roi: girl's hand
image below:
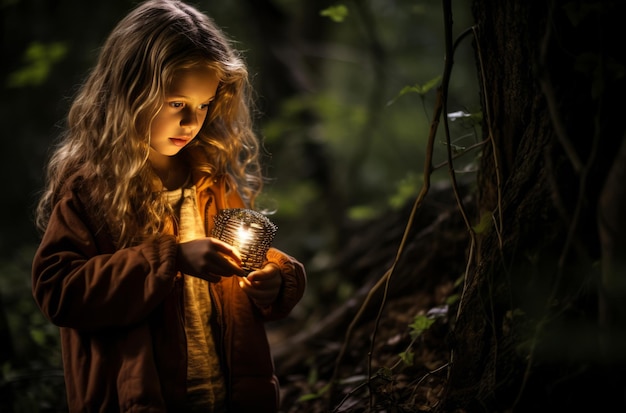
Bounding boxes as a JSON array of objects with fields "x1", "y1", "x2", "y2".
[
  {"x1": 177, "y1": 238, "x2": 246, "y2": 282},
  {"x1": 239, "y1": 263, "x2": 282, "y2": 307}
]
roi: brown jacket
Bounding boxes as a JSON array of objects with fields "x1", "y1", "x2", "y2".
[{"x1": 31, "y1": 174, "x2": 306, "y2": 412}]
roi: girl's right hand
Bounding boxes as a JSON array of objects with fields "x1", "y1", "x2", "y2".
[{"x1": 176, "y1": 238, "x2": 246, "y2": 282}]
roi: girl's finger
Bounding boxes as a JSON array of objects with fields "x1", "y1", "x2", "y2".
[{"x1": 210, "y1": 238, "x2": 242, "y2": 262}]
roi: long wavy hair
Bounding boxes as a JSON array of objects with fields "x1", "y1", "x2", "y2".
[{"x1": 35, "y1": 0, "x2": 262, "y2": 247}]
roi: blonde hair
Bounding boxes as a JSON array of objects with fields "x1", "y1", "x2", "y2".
[{"x1": 36, "y1": 0, "x2": 262, "y2": 247}]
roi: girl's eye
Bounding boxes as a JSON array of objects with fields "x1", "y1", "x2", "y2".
[
  {"x1": 199, "y1": 103, "x2": 210, "y2": 110},
  {"x1": 169, "y1": 102, "x2": 184, "y2": 108}
]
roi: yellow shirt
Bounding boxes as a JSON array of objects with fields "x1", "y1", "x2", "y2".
[{"x1": 165, "y1": 185, "x2": 226, "y2": 411}]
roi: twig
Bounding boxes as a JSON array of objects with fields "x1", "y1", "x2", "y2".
[
  {"x1": 432, "y1": 138, "x2": 488, "y2": 171},
  {"x1": 328, "y1": 26, "x2": 443, "y2": 413},
  {"x1": 408, "y1": 362, "x2": 450, "y2": 406},
  {"x1": 473, "y1": 24, "x2": 504, "y2": 248},
  {"x1": 362, "y1": 1, "x2": 464, "y2": 402},
  {"x1": 331, "y1": 373, "x2": 379, "y2": 413},
  {"x1": 328, "y1": 2, "x2": 484, "y2": 410},
  {"x1": 441, "y1": 0, "x2": 475, "y2": 239}
]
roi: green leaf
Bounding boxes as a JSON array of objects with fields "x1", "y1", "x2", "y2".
[
  {"x1": 297, "y1": 382, "x2": 332, "y2": 402},
  {"x1": 387, "y1": 75, "x2": 442, "y2": 105},
  {"x1": 409, "y1": 314, "x2": 435, "y2": 340},
  {"x1": 388, "y1": 172, "x2": 422, "y2": 210},
  {"x1": 377, "y1": 366, "x2": 393, "y2": 380},
  {"x1": 306, "y1": 364, "x2": 319, "y2": 385},
  {"x1": 7, "y1": 41, "x2": 68, "y2": 87},
  {"x1": 472, "y1": 211, "x2": 492, "y2": 234},
  {"x1": 30, "y1": 328, "x2": 47, "y2": 346},
  {"x1": 320, "y1": 5, "x2": 349, "y2": 23},
  {"x1": 2, "y1": 362, "x2": 13, "y2": 380},
  {"x1": 420, "y1": 75, "x2": 443, "y2": 94},
  {"x1": 399, "y1": 350, "x2": 414, "y2": 366},
  {"x1": 297, "y1": 393, "x2": 321, "y2": 402},
  {"x1": 347, "y1": 204, "x2": 381, "y2": 220},
  {"x1": 445, "y1": 293, "x2": 460, "y2": 305}
]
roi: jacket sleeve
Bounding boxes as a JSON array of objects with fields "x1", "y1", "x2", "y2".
[
  {"x1": 31, "y1": 191, "x2": 179, "y2": 330},
  {"x1": 259, "y1": 247, "x2": 306, "y2": 321}
]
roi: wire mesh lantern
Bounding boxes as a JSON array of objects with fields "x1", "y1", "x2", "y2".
[{"x1": 211, "y1": 208, "x2": 278, "y2": 273}]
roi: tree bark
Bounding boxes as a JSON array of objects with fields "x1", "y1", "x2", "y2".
[{"x1": 440, "y1": 0, "x2": 626, "y2": 411}]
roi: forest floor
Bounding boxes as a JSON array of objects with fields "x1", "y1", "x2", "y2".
[
  {"x1": 272, "y1": 281, "x2": 456, "y2": 413},
  {"x1": 268, "y1": 183, "x2": 470, "y2": 412}
]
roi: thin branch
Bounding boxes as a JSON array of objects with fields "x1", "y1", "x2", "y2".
[
  {"x1": 432, "y1": 138, "x2": 488, "y2": 171},
  {"x1": 364, "y1": 2, "x2": 458, "y2": 398},
  {"x1": 408, "y1": 362, "x2": 450, "y2": 405},
  {"x1": 329, "y1": 3, "x2": 486, "y2": 410},
  {"x1": 473, "y1": 25, "x2": 504, "y2": 248},
  {"x1": 440, "y1": 0, "x2": 480, "y2": 314},
  {"x1": 328, "y1": 28, "x2": 444, "y2": 413},
  {"x1": 467, "y1": 22, "x2": 508, "y2": 400}
]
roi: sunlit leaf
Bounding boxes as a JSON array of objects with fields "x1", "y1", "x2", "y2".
[
  {"x1": 420, "y1": 75, "x2": 442, "y2": 94},
  {"x1": 347, "y1": 204, "x2": 381, "y2": 221},
  {"x1": 409, "y1": 314, "x2": 435, "y2": 340},
  {"x1": 388, "y1": 172, "x2": 421, "y2": 209},
  {"x1": 387, "y1": 75, "x2": 442, "y2": 105},
  {"x1": 30, "y1": 328, "x2": 47, "y2": 346},
  {"x1": 7, "y1": 41, "x2": 68, "y2": 87},
  {"x1": 320, "y1": 5, "x2": 349, "y2": 23}
]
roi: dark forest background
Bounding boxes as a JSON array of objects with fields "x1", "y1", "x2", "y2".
[
  {"x1": 0, "y1": 0, "x2": 475, "y2": 410},
  {"x1": 3, "y1": 0, "x2": 626, "y2": 412}
]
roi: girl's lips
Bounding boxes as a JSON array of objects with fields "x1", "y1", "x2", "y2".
[{"x1": 169, "y1": 137, "x2": 190, "y2": 147}]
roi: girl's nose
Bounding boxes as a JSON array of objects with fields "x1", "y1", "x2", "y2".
[{"x1": 180, "y1": 108, "x2": 198, "y2": 128}]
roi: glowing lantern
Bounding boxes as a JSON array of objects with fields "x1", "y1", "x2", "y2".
[{"x1": 211, "y1": 208, "x2": 278, "y2": 273}]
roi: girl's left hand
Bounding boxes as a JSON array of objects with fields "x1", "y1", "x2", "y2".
[{"x1": 239, "y1": 263, "x2": 282, "y2": 307}]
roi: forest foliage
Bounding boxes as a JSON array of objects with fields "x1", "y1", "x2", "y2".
[{"x1": 0, "y1": 0, "x2": 477, "y2": 410}]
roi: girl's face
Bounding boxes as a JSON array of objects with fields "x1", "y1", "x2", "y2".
[{"x1": 149, "y1": 66, "x2": 219, "y2": 157}]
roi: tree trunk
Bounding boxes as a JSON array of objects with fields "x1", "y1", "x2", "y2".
[{"x1": 440, "y1": 0, "x2": 626, "y2": 411}]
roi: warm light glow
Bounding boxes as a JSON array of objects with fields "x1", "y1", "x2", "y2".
[
  {"x1": 211, "y1": 208, "x2": 278, "y2": 273},
  {"x1": 236, "y1": 223, "x2": 253, "y2": 249}
]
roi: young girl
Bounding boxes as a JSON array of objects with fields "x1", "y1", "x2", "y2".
[{"x1": 31, "y1": 1, "x2": 306, "y2": 411}]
